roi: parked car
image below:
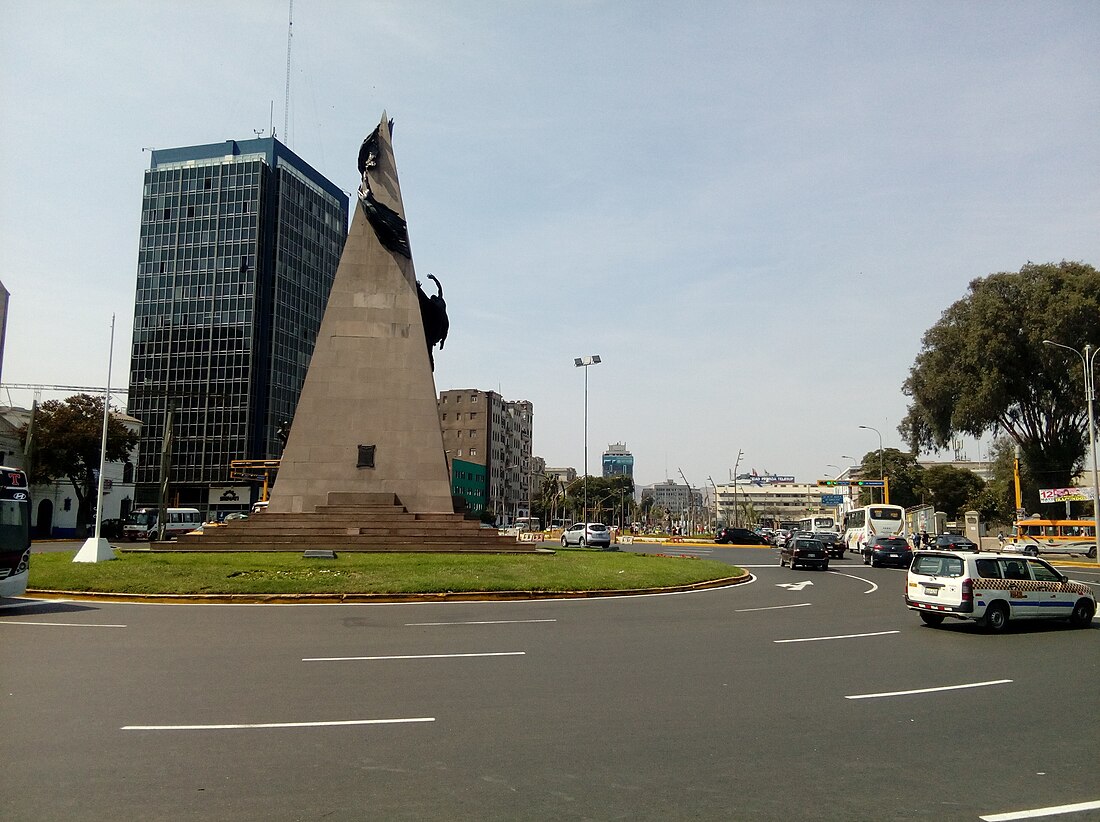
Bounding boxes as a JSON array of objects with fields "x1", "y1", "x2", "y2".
[
  {"x1": 934, "y1": 534, "x2": 978, "y2": 552},
  {"x1": 905, "y1": 550, "x2": 1096, "y2": 631},
  {"x1": 715, "y1": 527, "x2": 769, "y2": 545},
  {"x1": 561, "y1": 522, "x2": 612, "y2": 549},
  {"x1": 863, "y1": 536, "x2": 913, "y2": 568},
  {"x1": 812, "y1": 531, "x2": 844, "y2": 558},
  {"x1": 780, "y1": 536, "x2": 829, "y2": 570}
]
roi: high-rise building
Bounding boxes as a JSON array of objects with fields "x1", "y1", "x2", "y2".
[
  {"x1": 438, "y1": 389, "x2": 534, "y2": 523},
  {"x1": 127, "y1": 138, "x2": 348, "y2": 515},
  {"x1": 602, "y1": 442, "x2": 634, "y2": 478}
]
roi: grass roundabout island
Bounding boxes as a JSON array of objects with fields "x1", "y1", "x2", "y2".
[{"x1": 28, "y1": 548, "x2": 748, "y2": 602}]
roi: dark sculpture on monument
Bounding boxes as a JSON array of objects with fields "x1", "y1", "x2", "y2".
[
  {"x1": 357, "y1": 121, "x2": 411, "y2": 258},
  {"x1": 416, "y1": 274, "x2": 449, "y2": 370}
]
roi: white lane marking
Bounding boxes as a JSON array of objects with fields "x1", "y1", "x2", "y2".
[
  {"x1": 122, "y1": 717, "x2": 435, "y2": 731},
  {"x1": 404, "y1": 619, "x2": 556, "y2": 626},
  {"x1": 776, "y1": 581, "x2": 813, "y2": 591},
  {"x1": 735, "y1": 603, "x2": 812, "y2": 612},
  {"x1": 776, "y1": 630, "x2": 899, "y2": 644},
  {"x1": 846, "y1": 679, "x2": 1013, "y2": 700},
  {"x1": 980, "y1": 799, "x2": 1100, "y2": 821},
  {"x1": 0, "y1": 620, "x2": 127, "y2": 628},
  {"x1": 827, "y1": 570, "x2": 878, "y2": 594},
  {"x1": 303, "y1": 652, "x2": 526, "y2": 661}
]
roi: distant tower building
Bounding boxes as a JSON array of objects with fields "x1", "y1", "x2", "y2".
[
  {"x1": 127, "y1": 137, "x2": 348, "y2": 515},
  {"x1": 438, "y1": 389, "x2": 534, "y2": 523},
  {"x1": 602, "y1": 442, "x2": 634, "y2": 478}
]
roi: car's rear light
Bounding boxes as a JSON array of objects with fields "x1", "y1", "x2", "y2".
[{"x1": 961, "y1": 579, "x2": 972, "y2": 601}]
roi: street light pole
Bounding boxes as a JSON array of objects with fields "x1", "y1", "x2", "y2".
[
  {"x1": 574, "y1": 355, "x2": 602, "y2": 526},
  {"x1": 731, "y1": 449, "x2": 743, "y2": 528},
  {"x1": 858, "y1": 425, "x2": 884, "y2": 503},
  {"x1": 1043, "y1": 340, "x2": 1100, "y2": 565}
]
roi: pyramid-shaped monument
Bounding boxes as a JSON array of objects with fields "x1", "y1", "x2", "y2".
[
  {"x1": 172, "y1": 114, "x2": 532, "y2": 552},
  {"x1": 269, "y1": 114, "x2": 452, "y2": 515}
]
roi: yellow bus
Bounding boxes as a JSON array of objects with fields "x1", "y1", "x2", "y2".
[{"x1": 1007, "y1": 517, "x2": 1097, "y2": 558}]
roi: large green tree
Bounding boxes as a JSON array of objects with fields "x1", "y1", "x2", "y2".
[
  {"x1": 857, "y1": 448, "x2": 924, "y2": 508},
  {"x1": 901, "y1": 261, "x2": 1100, "y2": 495},
  {"x1": 19, "y1": 394, "x2": 138, "y2": 537},
  {"x1": 923, "y1": 464, "x2": 985, "y2": 520}
]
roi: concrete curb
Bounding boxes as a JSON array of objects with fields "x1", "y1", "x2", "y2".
[{"x1": 25, "y1": 571, "x2": 752, "y2": 605}]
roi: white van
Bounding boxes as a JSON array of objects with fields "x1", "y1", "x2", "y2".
[
  {"x1": 122, "y1": 507, "x2": 203, "y2": 541},
  {"x1": 905, "y1": 550, "x2": 1095, "y2": 632}
]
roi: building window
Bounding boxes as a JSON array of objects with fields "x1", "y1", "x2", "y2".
[{"x1": 470, "y1": 448, "x2": 477, "y2": 457}]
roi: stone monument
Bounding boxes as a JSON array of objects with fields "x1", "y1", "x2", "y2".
[
  {"x1": 268, "y1": 113, "x2": 453, "y2": 515},
  {"x1": 172, "y1": 113, "x2": 533, "y2": 552}
]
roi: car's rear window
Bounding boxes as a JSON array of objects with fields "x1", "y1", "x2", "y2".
[
  {"x1": 912, "y1": 555, "x2": 964, "y2": 578},
  {"x1": 881, "y1": 538, "x2": 909, "y2": 548},
  {"x1": 589, "y1": 524, "x2": 607, "y2": 532}
]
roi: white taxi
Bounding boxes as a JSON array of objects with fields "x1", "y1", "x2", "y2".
[{"x1": 905, "y1": 550, "x2": 1095, "y2": 632}]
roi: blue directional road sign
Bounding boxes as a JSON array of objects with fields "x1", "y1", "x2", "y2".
[{"x1": 820, "y1": 494, "x2": 844, "y2": 505}]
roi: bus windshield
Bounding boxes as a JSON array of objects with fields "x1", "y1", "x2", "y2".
[
  {"x1": 125, "y1": 510, "x2": 156, "y2": 527},
  {"x1": 0, "y1": 497, "x2": 30, "y2": 550}
]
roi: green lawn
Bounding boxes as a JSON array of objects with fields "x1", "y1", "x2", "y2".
[{"x1": 29, "y1": 550, "x2": 743, "y2": 596}]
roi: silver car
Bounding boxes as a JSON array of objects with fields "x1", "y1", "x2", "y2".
[{"x1": 561, "y1": 522, "x2": 612, "y2": 548}]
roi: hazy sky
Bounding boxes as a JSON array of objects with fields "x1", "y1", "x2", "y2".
[{"x1": 2, "y1": 1, "x2": 1097, "y2": 489}]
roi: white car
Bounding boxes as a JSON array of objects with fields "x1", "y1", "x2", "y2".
[
  {"x1": 905, "y1": 550, "x2": 1095, "y2": 632},
  {"x1": 560, "y1": 522, "x2": 612, "y2": 549}
]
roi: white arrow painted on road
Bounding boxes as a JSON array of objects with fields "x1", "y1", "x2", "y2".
[{"x1": 776, "y1": 581, "x2": 814, "y2": 591}]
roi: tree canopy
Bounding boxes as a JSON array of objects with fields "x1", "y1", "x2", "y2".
[
  {"x1": 856, "y1": 448, "x2": 924, "y2": 508},
  {"x1": 900, "y1": 261, "x2": 1100, "y2": 492},
  {"x1": 922, "y1": 464, "x2": 985, "y2": 520},
  {"x1": 19, "y1": 394, "x2": 138, "y2": 535}
]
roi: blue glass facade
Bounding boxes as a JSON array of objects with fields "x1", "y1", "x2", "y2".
[{"x1": 602, "y1": 444, "x2": 634, "y2": 478}]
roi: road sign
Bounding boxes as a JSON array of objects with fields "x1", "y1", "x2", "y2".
[
  {"x1": 821, "y1": 494, "x2": 843, "y2": 505},
  {"x1": 817, "y1": 479, "x2": 884, "y2": 487}
]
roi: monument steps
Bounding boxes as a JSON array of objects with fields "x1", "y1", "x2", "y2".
[{"x1": 165, "y1": 492, "x2": 537, "y2": 553}]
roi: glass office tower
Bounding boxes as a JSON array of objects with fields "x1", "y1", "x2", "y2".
[{"x1": 127, "y1": 138, "x2": 348, "y2": 513}]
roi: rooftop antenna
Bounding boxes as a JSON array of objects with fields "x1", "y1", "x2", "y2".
[
  {"x1": 253, "y1": 128, "x2": 266, "y2": 139},
  {"x1": 284, "y1": 0, "x2": 293, "y2": 144}
]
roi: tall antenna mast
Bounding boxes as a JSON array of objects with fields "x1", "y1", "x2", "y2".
[{"x1": 283, "y1": 0, "x2": 293, "y2": 143}]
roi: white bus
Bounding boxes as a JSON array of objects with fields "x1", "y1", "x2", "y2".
[
  {"x1": 843, "y1": 505, "x2": 905, "y2": 553},
  {"x1": 796, "y1": 514, "x2": 838, "y2": 533},
  {"x1": 123, "y1": 507, "x2": 202, "y2": 541},
  {"x1": 0, "y1": 467, "x2": 31, "y2": 598}
]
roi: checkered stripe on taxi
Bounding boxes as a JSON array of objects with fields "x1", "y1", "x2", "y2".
[{"x1": 972, "y1": 578, "x2": 1090, "y2": 596}]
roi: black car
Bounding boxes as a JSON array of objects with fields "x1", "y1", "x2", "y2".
[
  {"x1": 780, "y1": 536, "x2": 829, "y2": 570},
  {"x1": 933, "y1": 534, "x2": 978, "y2": 552},
  {"x1": 812, "y1": 531, "x2": 844, "y2": 558},
  {"x1": 863, "y1": 536, "x2": 913, "y2": 568},
  {"x1": 715, "y1": 527, "x2": 769, "y2": 545}
]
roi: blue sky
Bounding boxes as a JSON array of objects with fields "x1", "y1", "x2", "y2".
[{"x1": 2, "y1": 1, "x2": 1097, "y2": 488}]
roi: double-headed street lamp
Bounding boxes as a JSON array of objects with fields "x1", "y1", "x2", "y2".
[
  {"x1": 574, "y1": 355, "x2": 602, "y2": 526},
  {"x1": 1042, "y1": 340, "x2": 1100, "y2": 565},
  {"x1": 858, "y1": 425, "x2": 884, "y2": 503}
]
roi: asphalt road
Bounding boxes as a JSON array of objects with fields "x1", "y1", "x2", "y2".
[{"x1": 3, "y1": 544, "x2": 1099, "y2": 821}]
